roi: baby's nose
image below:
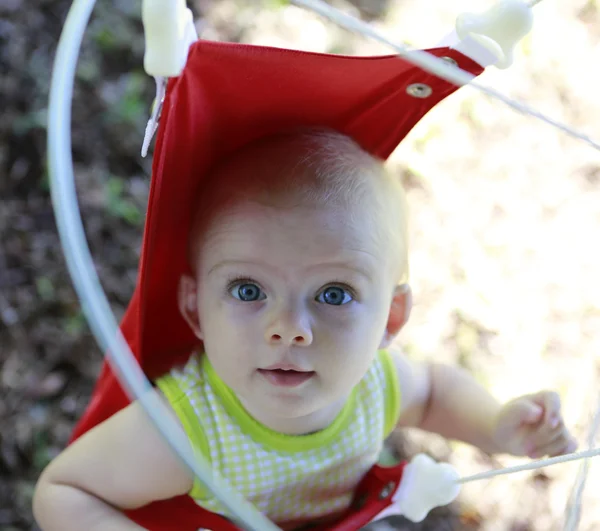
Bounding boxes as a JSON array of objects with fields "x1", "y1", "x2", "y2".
[
  {"x1": 269, "y1": 332, "x2": 310, "y2": 345},
  {"x1": 265, "y1": 310, "x2": 313, "y2": 346}
]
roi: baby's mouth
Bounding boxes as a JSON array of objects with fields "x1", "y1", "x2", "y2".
[{"x1": 258, "y1": 368, "x2": 315, "y2": 388}]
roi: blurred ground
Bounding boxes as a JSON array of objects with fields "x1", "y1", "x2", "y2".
[{"x1": 1, "y1": 0, "x2": 599, "y2": 530}]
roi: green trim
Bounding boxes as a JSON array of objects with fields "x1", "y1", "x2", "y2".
[
  {"x1": 155, "y1": 374, "x2": 211, "y2": 500},
  {"x1": 202, "y1": 355, "x2": 357, "y2": 452},
  {"x1": 378, "y1": 349, "x2": 401, "y2": 437}
]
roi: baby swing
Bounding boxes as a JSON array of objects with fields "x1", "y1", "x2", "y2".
[{"x1": 47, "y1": 1, "x2": 599, "y2": 530}]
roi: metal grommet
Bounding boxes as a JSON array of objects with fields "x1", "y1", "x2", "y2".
[
  {"x1": 378, "y1": 481, "x2": 396, "y2": 500},
  {"x1": 441, "y1": 56, "x2": 458, "y2": 67},
  {"x1": 406, "y1": 83, "x2": 432, "y2": 99}
]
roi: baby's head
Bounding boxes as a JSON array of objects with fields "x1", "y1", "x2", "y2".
[{"x1": 179, "y1": 129, "x2": 411, "y2": 430}]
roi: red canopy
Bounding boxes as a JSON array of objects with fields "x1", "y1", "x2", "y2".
[{"x1": 70, "y1": 39, "x2": 483, "y2": 529}]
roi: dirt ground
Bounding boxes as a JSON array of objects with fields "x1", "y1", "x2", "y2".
[{"x1": 1, "y1": 1, "x2": 599, "y2": 530}]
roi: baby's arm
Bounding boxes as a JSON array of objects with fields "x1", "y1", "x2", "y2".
[
  {"x1": 33, "y1": 392, "x2": 193, "y2": 530},
  {"x1": 392, "y1": 353, "x2": 576, "y2": 457},
  {"x1": 393, "y1": 353, "x2": 503, "y2": 453},
  {"x1": 392, "y1": 353, "x2": 503, "y2": 454}
]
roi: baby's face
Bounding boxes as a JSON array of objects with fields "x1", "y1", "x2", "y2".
[{"x1": 192, "y1": 198, "x2": 398, "y2": 427}]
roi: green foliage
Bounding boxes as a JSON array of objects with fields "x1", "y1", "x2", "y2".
[
  {"x1": 266, "y1": 0, "x2": 289, "y2": 8},
  {"x1": 106, "y1": 72, "x2": 148, "y2": 128},
  {"x1": 12, "y1": 109, "x2": 47, "y2": 135},
  {"x1": 40, "y1": 159, "x2": 50, "y2": 193},
  {"x1": 76, "y1": 58, "x2": 101, "y2": 83},
  {"x1": 93, "y1": 26, "x2": 119, "y2": 52},
  {"x1": 105, "y1": 176, "x2": 143, "y2": 225},
  {"x1": 35, "y1": 277, "x2": 55, "y2": 302},
  {"x1": 455, "y1": 318, "x2": 479, "y2": 364},
  {"x1": 32, "y1": 429, "x2": 53, "y2": 471},
  {"x1": 90, "y1": 0, "x2": 143, "y2": 52},
  {"x1": 64, "y1": 311, "x2": 87, "y2": 337}
]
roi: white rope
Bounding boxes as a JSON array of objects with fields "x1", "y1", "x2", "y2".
[
  {"x1": 290, "y1": 0, "x2": 600, "y2": 152},
  {"x1": 457, "y1": 446, "x2": 600, "y2": 484},
  {"x1": 564, "y1": 392, "x2": 600, "y2": 531}
]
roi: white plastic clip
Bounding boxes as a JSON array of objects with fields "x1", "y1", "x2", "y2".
[
  {"x1": 392, "y1": 454, "x2": 460, "y2": 522},
  {"x1": 141, "y1": 76, "x2": 167, "y2": 158},
  {"x1": 456, "y1": 0, "x2": 534, "y2": 69},
  {"x1": 141, "y1": 0, "x2": 198, "y2": 156},
  {"x1": 142, "y1": 0, "x2": 197, "y2": 77}
]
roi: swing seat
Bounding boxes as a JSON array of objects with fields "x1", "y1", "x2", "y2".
[{"x1": 70, "y1": 39, "x2": 484, "y2": 530}]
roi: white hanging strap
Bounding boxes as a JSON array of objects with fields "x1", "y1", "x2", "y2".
[
  {"x1": 458, "y1": 446, "x2": 600, "y2": 484},
  {"x1": 140, "y1": 0, "x2": 198, "y2": 157}
]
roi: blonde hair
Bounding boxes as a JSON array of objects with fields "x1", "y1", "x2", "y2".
[{"x1": 189, "y1": 128, "x2": 409, "y2": 283}]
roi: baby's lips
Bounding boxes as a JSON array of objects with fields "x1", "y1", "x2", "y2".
[
  {"x1": 258, "y1": 368, "x2": 315, "y2": 388},
  {"x1": 262, "y1": 362, "x2": 311, "y2": 372}
]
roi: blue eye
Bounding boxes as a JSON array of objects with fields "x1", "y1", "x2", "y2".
[
  {"x1": 317, "y1": 286, "x2": 353, "y2": 306},
  {"x1": 230, "y1": 282, "x2": 265, "y2": 302}
]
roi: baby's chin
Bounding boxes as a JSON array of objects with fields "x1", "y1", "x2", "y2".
[
  {"x1": 247, "y1": 387, "x2": 326, "y2": 418},
  {"x1": 238, "y1": 385, "x2": 342, "y2": 432}
]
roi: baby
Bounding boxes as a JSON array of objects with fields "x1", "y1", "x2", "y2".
[{"x1": 33, "y1": 129, "x2": 577, "y2": 530}]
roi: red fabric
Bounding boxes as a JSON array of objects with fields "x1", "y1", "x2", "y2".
[
  {"x1": 70, "y1": 40, "x2": 483, "y2": 529},
  {"x1": 121, "y1": 461, "x2": 406, "y2": 531}
]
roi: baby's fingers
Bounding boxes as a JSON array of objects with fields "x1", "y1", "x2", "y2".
[
  {"x1": 522, "y1": 415, "x2": 565, "y2": 453},
  {"x1": 529, "y1": 431, "x2": 578, "y2": 459},
  {"x1": 532, "y1": 391, "x2": 562, "y2": 428}
]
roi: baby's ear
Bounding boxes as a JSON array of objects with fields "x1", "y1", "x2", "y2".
[
  {"x1": 379, "y1": 284, "x2": 412, "y2": 349},
  {"x1": 178, "y1": 275, "x2": 203, "y2": 340}
]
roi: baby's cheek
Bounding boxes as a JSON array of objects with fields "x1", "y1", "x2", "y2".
[
  {"x1": 321, "y1": 337, "x2": 377, "y2": 395},
  {"x1": 315, "y1": 302, "x2": 364, "y2": 327},
  {"x1": 201, "y1": 303, "x2": 255, "y2": 347},
  {"x1": 332, "y1": 313, "x2": 387, "y2": 367},
  {"x1": 326, "y1": 302, "x2": 383, "y2": 336},
  {"x1": 320, "y1": 318, "x2": 375, "y2": 358}
]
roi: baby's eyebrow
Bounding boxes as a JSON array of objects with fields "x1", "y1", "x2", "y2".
[
  {"x1": 207, "y1": 259, "x2": 261, "y2": 276},
  {"x1": 207, "y1": 259, "x2": 375, "y2": 281},
  {"x1": 305, "y1": 261, "x2": 376, "y2": 281}
]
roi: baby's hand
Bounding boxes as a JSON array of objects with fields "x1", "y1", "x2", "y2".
[{"x1": 493, "y1": 391, "x2": 578, "y2": 459}]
